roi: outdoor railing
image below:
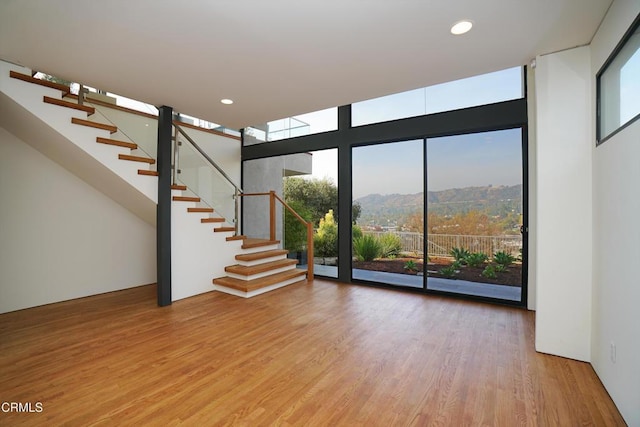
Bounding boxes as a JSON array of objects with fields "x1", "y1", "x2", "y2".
[
  {"x1": 362, "y1": 231, "x2": 522, "y2": 257},
  {"x1": 240, "y1": 191, "x2": 314, "y2": 280}
]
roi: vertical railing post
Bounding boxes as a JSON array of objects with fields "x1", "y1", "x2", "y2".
[
  {"x1": 269, "y1": 190, "x2": 276, "y2": 241},
  {"x1": 234, "y1": 188, "x2": 239, "y2": 236},
  {"x1": 306, "y1": 221, "x2": 314, "y2": 280}
]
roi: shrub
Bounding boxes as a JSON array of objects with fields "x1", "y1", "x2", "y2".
[
  {"x1": 464, "y1": 252, "x2": 488, "y2": 267},
  {"x1": 450, "y1": 247, "x2": 470, "y2": 264},
  {"x1": 314, "y1": 210, "x2": 338, "y2": 257},
  {"x1": 404, "y1": 260, "x2": 419, "y2": 272},
  {"x1": 353, "y1": 235, "x2": 382, "y2": 261},
  {"x1": 352, "y1": 225, "x2": 363, "y2": 240},
  {"x1": 495, "y1": 263, "x2": 507, "y2": 273},
  {"x1": 284, "y1": 200, "x2": 313, "y2": 252},
  {"x1": 493, "y1": 251, "x2": 515, "y2": 267},
  {"x1": 482, "y1": 264, "x2": 497, "y2": 279},
  {"x1": 378, "y1": 233, "x2": 402, "y2": 258},
  {"x1": 439, "y1": 265, "x2": 458, "y2": 278}
]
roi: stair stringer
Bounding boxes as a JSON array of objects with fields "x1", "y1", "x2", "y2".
[
  {"x1": 0, "y1": 61, "x2": 157, "y2": 224},
  {"x1": 171, "y1": 188, "x2": 242, "y2": 302}
]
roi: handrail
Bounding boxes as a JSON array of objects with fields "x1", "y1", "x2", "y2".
[
  {"x1": 240, "y1": 191, "x2": 314, "y2": 280},
  {"x1": 173, "y1": 123, "x2": 243, "y2": 193}
]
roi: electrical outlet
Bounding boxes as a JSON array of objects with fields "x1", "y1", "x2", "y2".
[{"x1": 610, "y1": 342, "x2": 616, "y2": 363}]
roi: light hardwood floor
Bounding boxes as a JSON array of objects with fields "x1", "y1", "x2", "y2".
[{"x1": 0, "y1": 280, "x2": 626, "y2": 426}]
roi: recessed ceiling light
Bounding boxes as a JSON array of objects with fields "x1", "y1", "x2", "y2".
[
  {"x1": 220, "y1": 99, "x2": 234, "y2": 105},
  {"x1": 451, "y1": 20, "x2": 473, "y2": 35}
]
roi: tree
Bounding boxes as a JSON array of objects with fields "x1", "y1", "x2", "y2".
[
  {"x1": 314, "y1": 210, "x2": 338, "y2": 257},
  {"x1": 284, "y1": 177, "x2": 337, "y2": 226}
]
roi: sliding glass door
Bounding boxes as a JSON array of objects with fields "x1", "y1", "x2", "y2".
[{"x1": 425, "y1": 129, "x2": 525, "y2": 302}]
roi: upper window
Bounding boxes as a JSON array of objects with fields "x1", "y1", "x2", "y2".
[
  {"x1": 351, "y1": 67, "x2": 524, "y2": 127},
  {"x1": 597, "y1": 15, "x2": 640, "y2": 144}
]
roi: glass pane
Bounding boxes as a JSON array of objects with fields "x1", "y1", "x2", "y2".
[
  {"x1": 352, "y1": 67, "x2": 523, "y2": 127},
  {"x1": 244, "y1": 107, "x2": 337, "y2": 145},
  {"x1": 177, "y1": 136, "x2": 237, "y2": 225},
  {"x1": 352, "y1": 140, "x2": 424, "y2": 288},
  {"x1": 426, "y1": 129, "x2": 523, "y2": 302},
  {"x1": 599, "y1": 22, "x2": 640, "y2": 140},
  {"x1": 243, "y1": 150, "x2": 338, "y2": 278}
]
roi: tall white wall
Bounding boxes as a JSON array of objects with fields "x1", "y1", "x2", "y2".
[
  {"x1": 590, "y1": 1, "x2": 640, "y2": 424},
  {"x1": 534, "y1": 46, "x2": 593, "y2": 362},
  {"x1": 0, "y1": 127, "x2": 156, "y2": 313}
]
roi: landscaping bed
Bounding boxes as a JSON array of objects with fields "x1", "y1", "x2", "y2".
[{"x1": 352, "y1": 256, "x2": 522, "y2": 287}]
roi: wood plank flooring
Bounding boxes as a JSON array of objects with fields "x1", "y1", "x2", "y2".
[{"x1": 0, "y1": 280, "x2": 626, "y2": 426}]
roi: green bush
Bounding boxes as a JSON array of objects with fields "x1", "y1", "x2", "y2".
[
  {"x1": 284, "y1": 200, "x2": 313, "y2": 252},
  {"x1": 450, "y1": 247, "x2": 470, "y2": 264},
  {"x1": 464, "y1": 252, "x2": 488, "y2": 267},
  {"x1": 353, "y1": 235, "x2": 382, "y2": 261},
  {"x1": 493, "y1": 251, "x2": 515, "y2": 267},
  {"x1": 482, "y1": 264, "x2": 497, "y2": 279},
  {"x1": 495, "y1": 263, "x2": 507, "y2": 273},
  {"x1": 314, "y1": 210, "x2": 338, "y2": 257},
  {"x1": 439, "y1": 265, "x2": 458, "y2": 278},
  {"x1": 352, "y1": 225, "x2": 363, "y2": 240},
  {"x1": 378, "y1": 233, "x2": 402, "y2": 258},
  {"x1": 404, "y1": 260, "x2": 419, "y2": 272}
]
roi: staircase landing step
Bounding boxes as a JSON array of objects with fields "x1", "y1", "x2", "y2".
[
  {"x1": 213, "y1": 269, "x2": 306, "y2": 293},
  {"x1": 236, "y1": 249, "x2": 289, "y2": 262},
  {"x1": 242, "y1": 238, "x2": 280, "y2": 249},
  {"x1": 225, "y1": 258, "x2": 298, "y2": 276}
]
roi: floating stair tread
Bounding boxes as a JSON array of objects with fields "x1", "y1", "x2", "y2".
[
  {"x1": 118, "y1": 154, "x2": 155, "y2": 164},
  {"x1": 188, "y1": 207, "x2": 214, "y2": 213},
  {"x1": 96, "y1": 136, "x2": 136, "y2": 149},
  {"x1": 227, "y1": 235, "x2": 246, "y2": 241},
  {"x1": 138, "y1": 170, "x2": 158, "y2": 176},
  {"x1": 242, "y1": 238, "x2": 280, "y2": 249},
  {"x1": 171, "y1": 184, "x2": 187, "y2": 191},
  {"x1": 214, "y1": 227, "x2": 236, "y2": 233},
  {"x1": 71, "y1": 117, "x2": 117, "y2": 133},
  {"x1": 10, "y1": 70, "x2": 71, "y2": 94},
  {"x1": 43, "y1": 96, "x2": 95, "y2": 115},
  {"x1": 236, "y1": 249, "x2": 289, "y2": 262},
  {"x1": 201, "y1": 218, "x2": 224, "y2": 223},
  {"x1": 173, "y1": 196, "x2": 201, "y2": 202},
  {"x1": 225, "y1": 258, "x2": 298, "y2": 276},
  {"x1": 213, "y1": 269, "x2": 306, "y2": 292}
]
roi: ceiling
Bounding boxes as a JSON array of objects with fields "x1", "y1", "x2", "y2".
[{"x1": 0, "y1": 0, "x2": 612, "y2": 130}]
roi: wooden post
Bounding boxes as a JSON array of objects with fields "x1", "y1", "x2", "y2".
[
  {"x1": 269, "y1": 191, "x2": 276, "y2": 241},
  {"x1": 306, "y1": 221, "x2": 314, "y2": 280}
]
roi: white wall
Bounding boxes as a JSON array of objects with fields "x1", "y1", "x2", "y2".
[
  {"x1": 534, "y1": 46, "x2": 593, "y2": 362},
  {"x1": 0, "y1": 127, "x2": 156, "y2": 313},
  {"x1": 590, "y1": 1, "x2": 640, "y2": 424}
]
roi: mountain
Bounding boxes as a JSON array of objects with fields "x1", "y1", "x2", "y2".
[{"x1": 355, "y1": 185, "x2": 522, "y2": 225}]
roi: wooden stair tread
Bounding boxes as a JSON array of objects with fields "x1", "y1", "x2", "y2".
[
  {"x1": 71, "y1": 117, "x2": 117, "y2": 133},
  {"x1": 236, "y1": 249, "x2": 289, "y2": 262},
  {"x1": 43, "y1": 96, "x2": 95, "y2": 115},
  {"x1": 226, "y1": 235, "x2": 246, "y2": 241},
  {"x1": 214, "y1": 227, "x2": 236, "y2": 233},
  {"x1": 138, "y1": 170, "x2": 158, "y2": 176},
  {"x1": 10, "y1": 70, "x2": 71, "y2": 94},
  {"x1": 172, "y1": 196, "x2": 201, "y2": 202},
  {"x1": 213, "y1": 269, "x2": 306, "y2": 292},
  {"x1": 171, "y1": 184, "x2": 187, "y2": 191},
  {"x1": 96, "y1": 136, "x2": 137, "y2": 150},
  {"x1": 187, "y1": 207, "x2": 214, "y2": 213},
  {"x1": 118, "y1": 154, "x2": 155, "y2": 164},
  {"x1": 225, "y1": 258, "x2": 298, "y2": 276},
  {"x1": 201, "y1": 217, "x2": 224, "y2": 223},
  {"x1": 242, "y1": 238, "x2": 280, "y2": 249}
]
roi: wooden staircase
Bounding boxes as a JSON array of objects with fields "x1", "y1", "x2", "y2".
[
  {"x1": 6, "y1": 68, "x2": 309, "y2": 299},
  {"x1": 213, "y1": 239, "x2": 307, "y2": 298}
]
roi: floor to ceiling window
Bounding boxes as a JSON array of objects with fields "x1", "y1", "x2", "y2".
[{"x1": 242, "y1": 66, "x2": 528, "y2": 305}]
